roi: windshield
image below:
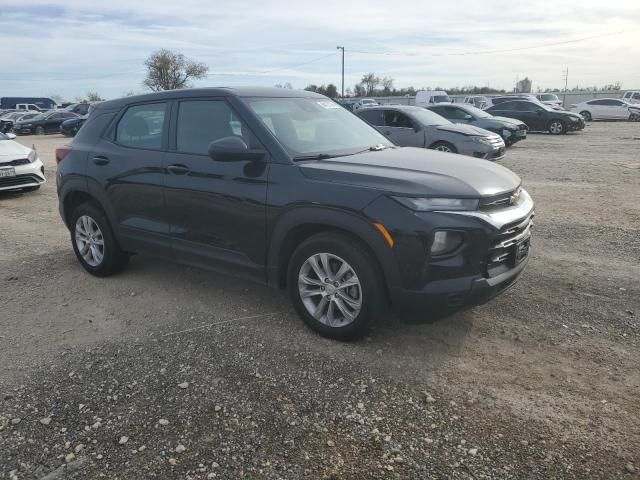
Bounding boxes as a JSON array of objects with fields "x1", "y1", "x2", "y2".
[
  {"x1": 362, "y1": 99, "x2": 376, "y2": 104},
  {"x1": 410, "y1": 108, "x2": 452, "y2": 126},
  {"x1": 243, "y1": 97, "x2": 393, "y2": 157},
  {"x1": 28, "y1": 114, "x2": 46, "y2": 121},
  {"x1": 540, "y1": 94, "x2": 558, "y2": 101},
  {"x1": 433, "y1": 95, "x2": 451, "y2": 103},
  {"x1": 459, "y1": 105, "x2": 491, "y2": 118}
]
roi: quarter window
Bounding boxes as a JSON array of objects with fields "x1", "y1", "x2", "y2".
[
  {"x1": 116, "y1": 103, "x2": 167, "y2": 149},
  {"x1": 176, "y1": 100, "x2": 258, "y2": 155},
  {"x1": 383, "y1": 111, "x2": 414, "y2": 128}
]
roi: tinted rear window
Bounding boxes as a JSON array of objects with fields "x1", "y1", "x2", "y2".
[{"x1": 116, "y1": 103, "x2": 166, "y2": 149}]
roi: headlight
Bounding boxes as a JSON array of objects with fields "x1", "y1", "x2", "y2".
[
  {"x1": 470, "y1": 136, "x2": 491, "y2": 145},
  {"x1": 392, "y1": 196, "x2": 479, "y2": 211},
  {"x1": 431, "y1": 230, "x2": 464, "y2": 255},
  {"x1": 28, "y1": 149, "x2": 38, "y2": 163},
  {"x1": 569, "y1": 117, "x2": 580, "y2": 122},
  {"x1": 502, "y1": 129, "x2": 513, "y2": 136}
]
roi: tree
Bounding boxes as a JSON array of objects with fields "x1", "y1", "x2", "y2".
[
  {"x1": 86, "y1": 92, "x2": 104, "y2": 102},
  {"x1": 49, "y1": 94, "x2": 64, "y2": 105},
  {"x1": 304, "y1": 84, "x2": 319, "y2": 93},
  {"x1": 381, "y1": 77, "x2": 394, "y2": 95},
  {"x1": 324, "y1": 84, "x2": 338, "y2": 98},
  {"x1": 143, "y1": 49, "x2": 209, "y2": 91},
  {"x1": 360, "y1": 73, "x2": 380, "y2": 96}
]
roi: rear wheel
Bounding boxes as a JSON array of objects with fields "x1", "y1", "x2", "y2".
[
  {"x1": 548, "y1": 120, "x2": 565, "y2": 135},
  {"x1": 431, "y1": 141, "x2": 458, "y2": 153},
  {"x1": 580, "y1": 111, "x2": 592, "y2": 121},
  {"x1": 287, "y1": 232, "x2": 385, "y2": 340},
  {"x1": 34, "y1": 126, "x2": 45, "y2": 135},
  {"x1": 70, "y1": 203, "x2": 129, "y2": 276}
]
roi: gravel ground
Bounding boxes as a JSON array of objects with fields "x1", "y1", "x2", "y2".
[{"x1": 1, "y1": 123, "x2": 639, "y2": 479}]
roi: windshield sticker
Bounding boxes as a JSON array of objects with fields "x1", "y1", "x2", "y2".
[{"x1": 317, "y1": 101, "x2": 341, "y2": 109}]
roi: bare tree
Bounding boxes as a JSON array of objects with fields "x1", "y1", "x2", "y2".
[
  {"x1": 86, "y1": 92, "x2": 104, "y2": 102},
  {"x1": 360, "y1": 73, "x2": 380, "y2": 96},
  {"x1": 381, "y1": 77, "x2": 394, "y2": 94},
  {"x1": 49, "y1": 94, "x2": 64, "y2": 105},
  {"x1": 143, "y1": 49, "x2": 209, "y2": 91}
]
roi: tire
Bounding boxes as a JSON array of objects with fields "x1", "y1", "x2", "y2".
[
  {"x1": 22, "y1": 185, "x2": 40, "y2": 192},
  {"x1": 548, "y1": 119, "x2": 565, "y2": 135},
  {"x1": 430, "y1": 141, "x2": 458, "y2": 153},
  {"x1": 629, "y1": 113, "x2": 640, "y2": 122},
  {"x1": 34, "y1": 126, "x2": 45, "y2": 135},
  {"x1": 287, "y1": 232, "x2": 385, "y2": 340},
  {"x1": 70, "y1": 203, "x2": 129, "y2": 277},
  {"x1": 580, "y1": 111, "x2": 592, "y2": 122}
]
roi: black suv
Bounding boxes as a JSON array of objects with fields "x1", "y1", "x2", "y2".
[
  {"x1": 486, "y1": 100, "x2": 584, "y2": 135},
  {"x1": 56, "y1": 88, "x2": 534, "y2": 340}
]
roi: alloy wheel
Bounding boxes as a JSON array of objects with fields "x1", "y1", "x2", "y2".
[
  {"x1": 549, "y1": 121, "x2": 563, "y2": 134},
  {"x1": 434, "y1": 144, "x2": 453, "y2": 152},
  {"x1": 298, "y1": 253, "x2": 362, "y2": 328},
  {"x1": 75, "y1": 215, "x2": 105, "y2": 267}
]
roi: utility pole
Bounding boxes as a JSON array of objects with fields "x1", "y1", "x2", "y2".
[
  {"x1": 336, "y1": 46, "x2": 344, "y2": 97},
  {"x1": 562, "y1": 68, "x2": 569, "y2": 108}
]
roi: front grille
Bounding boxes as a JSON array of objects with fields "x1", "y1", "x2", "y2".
[
  {"x1": 489, "y1": 147, "x2": 505, "y2": 159},
  {"x1": 0, "y1": 174, "x2": 43, "y2": 188},
  {"x1": 1, "y1": 158, "x2": 30, "y2": 166},
  {"x1": 486, "y1": 136, "x2": 504, "y2": 147},
  {"x1": 479, "y1": 188, "x2": 519, "y2": 211},
  {"x1": 485, "y1": 212, "x2": 534, "y2": 277}
]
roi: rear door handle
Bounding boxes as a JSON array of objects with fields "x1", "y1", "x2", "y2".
[
  {"x1": 92, "y1": 155, "x2": 110, "y2": 166},
  {"x1": 167, "y1": 164, "x2": 190, "y2": 175}
]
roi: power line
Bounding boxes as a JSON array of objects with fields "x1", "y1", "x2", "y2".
[
  {"x1": 347, "y1": 29, "x2": 636, "y2": 58},
  {"x1": 206, "y1": 52, "x2": 337, "y2": 76}
]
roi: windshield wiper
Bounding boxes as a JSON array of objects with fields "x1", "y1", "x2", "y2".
[
  {"x1": 350, "y1": 144, "x2": 390, "y2": 155},
  {"x1": 292, "y1": 153, "x2": 338, "y2": 161}
]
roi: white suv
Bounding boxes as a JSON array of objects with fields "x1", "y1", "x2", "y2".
[{"x1": 622, "y1": 91, "x2": 640, "y2": 104}]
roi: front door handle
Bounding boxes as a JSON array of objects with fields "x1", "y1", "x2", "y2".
[
  {"x1": 92, "y1": 155, "x2": 110, "y2": 166},
  {"x1": 167, "y1": 164, "x2": 190, "y2": 175}
]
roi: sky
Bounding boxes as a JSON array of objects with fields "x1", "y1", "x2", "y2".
[{"x1": 1, "y1": 0, "x2": 639, "y2": 101}]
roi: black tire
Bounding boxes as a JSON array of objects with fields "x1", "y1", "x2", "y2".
[
  {"x1": 548, "y1": 119, "x2": 566, "y2": 135},
  {"x1": 22, "y1": 185, "x2": 40, "y2": 192},
  {"x1": 70, "y1": 203, "x2": 129, "y2": 277},
  {"x1": 580, "y1": 111, "x2": 592, "y2": 121},
  {"x1": 430, "y1": 141, "x2": 458, "y2": 154},
  {"x1": 629, "y1": 113, "x2": 640, "y2": 122},
  {"x1": 287, "y1": 232, "x2": 385, "y2": 340},
  {"x1": 34, "y1": 126, "x2": 45, "y2": 135}
]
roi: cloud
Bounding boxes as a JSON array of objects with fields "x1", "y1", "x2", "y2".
[{"x1": 0, "y1": 0, "x2": 638, "y2": 99}]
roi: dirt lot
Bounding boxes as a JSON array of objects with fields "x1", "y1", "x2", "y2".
[{"x1": 1, "y1": 123, "x2": 639, "y2": 479}]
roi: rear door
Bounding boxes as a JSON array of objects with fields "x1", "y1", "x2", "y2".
[
  {"x1": 381, "y1": 110, "x2": 424, "y2": 147},
  {"x1": 586, "y1": 100, "x2": 605, "y2": 119},
  {"x1": 88, "y1": 101, "x2": 170, "y2": 254},
  {"x1": 607, "y1": 99, "x2": 629, "y2": 119},
  {"x1": 162, "y1": 98, "x2": 269, "y2": 280}
]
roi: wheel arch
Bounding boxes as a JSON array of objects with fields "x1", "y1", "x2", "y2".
[{"x1": 267, "y1": 207, "x2": 398, "y2": 295}]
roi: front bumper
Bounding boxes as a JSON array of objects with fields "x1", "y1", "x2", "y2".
[
  {"x1": 567, "y1": 118, "x2": 585, "y2": 131},
  {"x1": 13, "y1": 126, "x2": 33, "y2": 135},
  {"x1": 0, "y1": 158, "x2": 46, "y2": 191},
  {"x1": 461, "y1": 139, "x2": 506, "y2": 161}
]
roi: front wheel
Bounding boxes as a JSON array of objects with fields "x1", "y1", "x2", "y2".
[
  {"x1": 70, "y1": 203, "x2": 129, "y2": 276},
  {"x1": 629, "y1": 113, "x2": 640, "y2": 122},
  {"x1": 548, "y1": 120, "x2": 566, "y2": 135},
  {"x1": 430, "y1": 141, "x2": 458, "y2": 153},
  {"x1": 580, "y1": 111, "x2": 592, "y2": 121},
  {"x1": 287, "y1": 233, "x2": 385, "y2": 340},
  {"x1": 34, "y1": 126, "x2": 45, "y2": 135}
]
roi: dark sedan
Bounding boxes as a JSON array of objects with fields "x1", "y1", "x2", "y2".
[
  {"x1": 61, "y1": 114, "x2": 88, "y2": 137},
  {"x1": 427, "y1": 104, "x2": 528, "y2": 146},
  {"x1": 13, "y1": 111, "x2": 79, "y2": 135},
  {"x1": 486, "y1": 100, "x2": 584, "y2": 135}
]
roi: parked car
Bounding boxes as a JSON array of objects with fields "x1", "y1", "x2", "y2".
[
  {"x1": 536, "y1": 93, "x2": 563, "y2": 108},
  {"x1": 415, "y1": 90, "x2": 452, "y2": 107},
  {"x1": 486, "y1": 95, "x2": 537, "y2": 108},
  {"x1": 0, "y1": 112, "x2": 40, "y2": 133},
  {"x1": 353, "y1": 98, "x2": 378, "y2": 111},
  {"x1": 463, "y1": 96, "x2": 489, "y2": 109},
  {"x1": 486, "y1": 100, "x2": 584, "y2": 134},
  {"x1": 0, "y1": 97, "x2": 57, "y2": 111},
  {"x1": 64, "y1": 103, "x2": 93, "y2": 115},
  {"x1": 0, "y1": 132, "x2": 45, "y2": 192},
  {"x1": 427, "y1": 103, "x2": 528, "y2": 146},
  {"x1": 56, "y1": 87, "x2": 533, "y2": 340},
  {"x1": 569, "y1": 98, "x2": 640, "y2": 121},
  {"x1": 13, "y1": 111, "x2": 79, "y2": 135},
  {"x1": 61, "y1": 114, "x2": 89, "y2": 137},
  {"x1": 16, "y1": 103, "x2": 47, "y2": 112},
  {"x1": 621, "y1": 91, "x2": 640, "y2": 104},
  {"x1": 358, "y1": 105, "x2": 505, "y2": 160}
]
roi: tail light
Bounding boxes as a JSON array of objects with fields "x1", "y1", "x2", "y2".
[{"x1": 55, "y1": 145, "x2": 72, "y2": 164}]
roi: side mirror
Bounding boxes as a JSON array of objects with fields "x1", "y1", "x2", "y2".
[
  {"x1": 207, "y1": 136, "x2": 265, "y2": 162},
  {"x1": 464, "y1": 114, "x2": 473, "y2": 120}
]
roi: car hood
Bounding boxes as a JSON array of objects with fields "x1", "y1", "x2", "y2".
[
  {"x1": 299, "y1": 147, "x2": 520, "y2": 198},
  {"x1": 0, "y1": 140, "x2": 32, "y2": 161},
  {"x1": 490, "y1": 116, "x2": 526, "y2": 127},
  {"x1": 434, "y1": 123, "x2": 497, "y2": 137}
]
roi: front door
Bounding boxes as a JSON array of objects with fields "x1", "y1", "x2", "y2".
[
  {"x1": 163, "y1": 98, "x2": 269, "y2": 281},
  {"x1": 381, "y1": 110, "x2": 424, "y2": 147}
]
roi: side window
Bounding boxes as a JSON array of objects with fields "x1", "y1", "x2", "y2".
[
  {"x1": 498, "y1": 101, "x2": 516, "y2": 110},
  {"x1": 443, "y1": 107, "x2": 469, "y2": 119},
  {"x1": 633, "y1": 93, "x2": 640, "y2": 100},
  {"x1": 588, "y1": 100, "x2": 605, "y2": 106},
  {"x1": 359, "y1": 110, "x2": 384, "y2": 126},
  {"x1": 517, "y1": 102, "x2": 539, "y2": 112},
  {"x1": 176, "y1": 100, "x2": 258, "y2": 155},
  {"x1": 48, "y1": 113, "x2": 61, "y2": 120},
  {"x1": 384, "y1": 111, "x2": 414, "y2": 128},
  {"x1": 116, "y1": 103, "x2": 166, "y2": 150},
  {"x1": 430, "y1": 106, "x2": 446, "y2": 117}
]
